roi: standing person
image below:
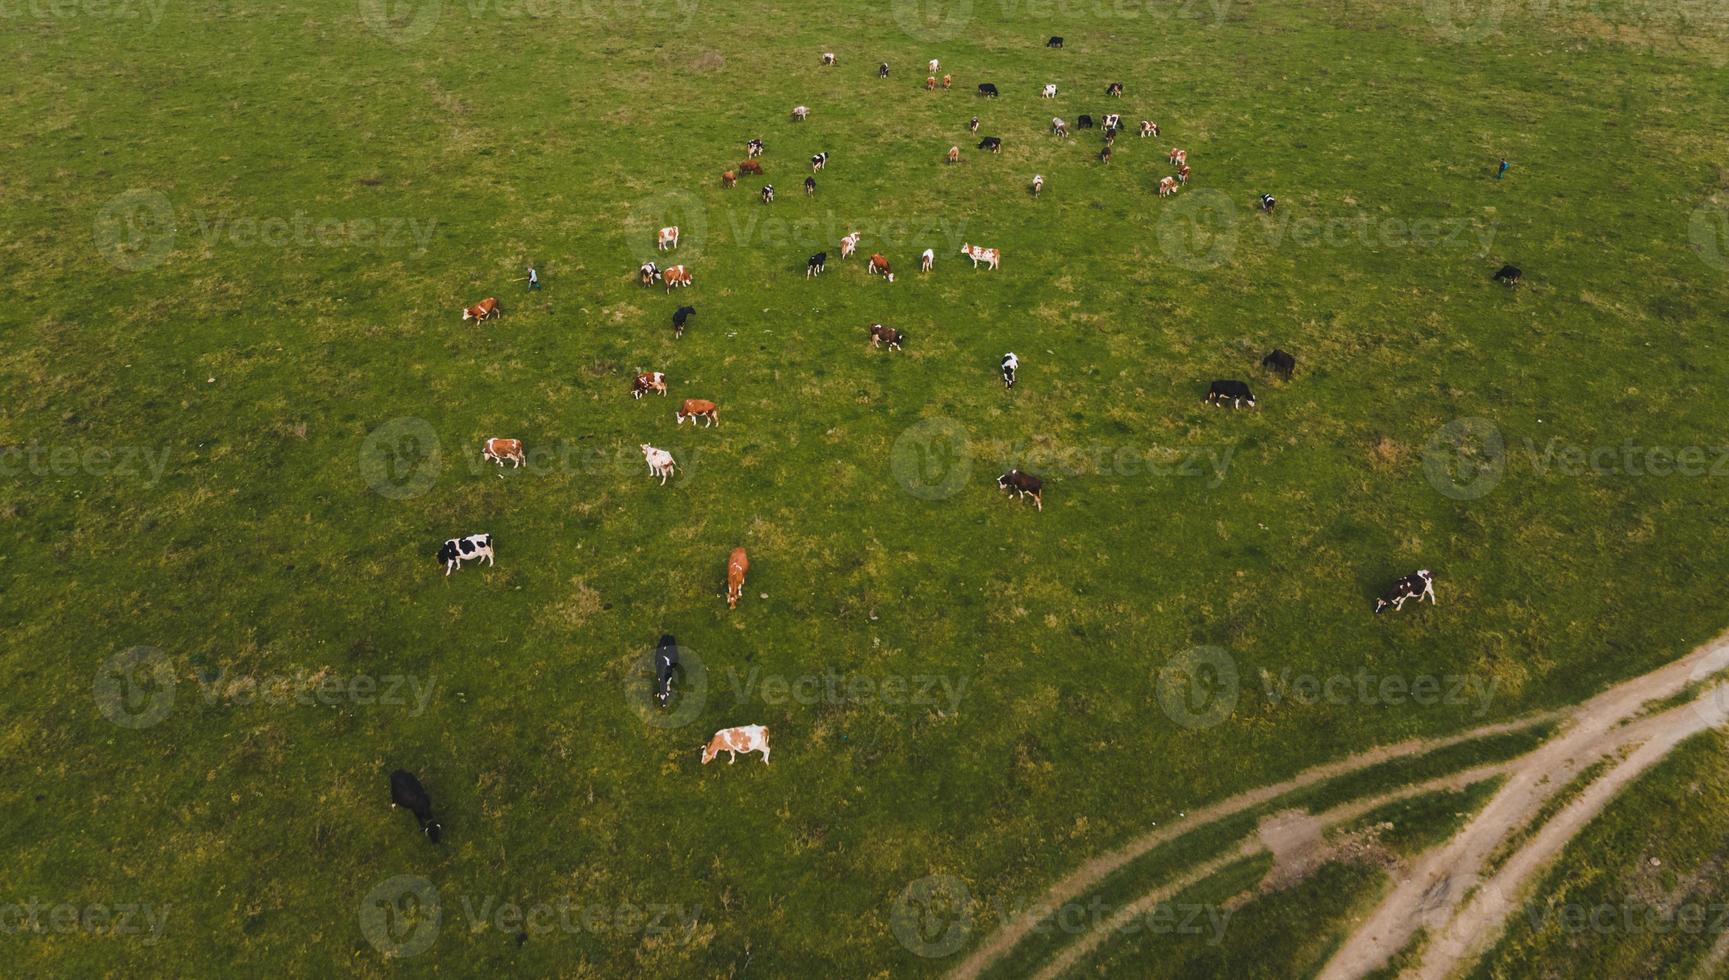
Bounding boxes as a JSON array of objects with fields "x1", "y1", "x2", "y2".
[
  {"x1": 526, "y1": 266, "x2": 540, "y2": 290},
  {"x1": 1496, "y1": 158, "x2": 1510, "y2": 180}
]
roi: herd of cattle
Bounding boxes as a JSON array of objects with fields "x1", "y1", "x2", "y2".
[{"x1": 396, "y1": 36, "x2": 1461, "y2": 842}]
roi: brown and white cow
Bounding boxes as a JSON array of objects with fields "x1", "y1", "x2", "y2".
[
  {"x1": 941, "y1": 74, "x2": 952, "y2": 89},
  {"x1": 632, "y1": 371, "x2": 667, "y2": 399},
  {"x1": 726, "y1": 546, "x2": 749, "y2": 609},
  {"x1": 701, "y1": 723, "x2": 769, "y2": 764},
  {"x1": 821, "y1": 51, "x2": 836, "y2": 65},
  {"x1": 960, "y1": 243, "x2": 1000, "y2": 270},
  {"x1": 869, "y1": 323, "x2": 904, "y2": 350},
  {"x1": 641, "y1": 444, "x2": 677, "y2": 485},
  {"x1": 868, "y1": 253, "x2": 893, "y2": 280},
  {"x1": 1177, "y1": 164, "x2": 1191, "y2": 184},
  {"x1": 791, "y1": 105, "x2": 809, "y2": 121},
  {"x1": 1031, "y1": 174, "x2": 1044, "y2": 196},
  {"x1": 661, "y1": 265, "x2": 692, "y2": 293},
  {"x1": 1159, "y1": 176, "x2": 1179, "y2": 197},
  {"x1": 482, "y1": 438, "x2": 524, "y2": 467},
  {"x1": 676, "y1": 398, "x2": 719, "y2": 427},
  {"x1": 1139, "y1": 120, "x2": 1158, "y2": 138},
  {"x1": 997, "y1": 469, "x2": 1043, "y2": 511},
  {"x1": 657, "y1": 226, "x2": 679, "y2": 251},
  {"x1": 462, "y1": 297, "x2": 500, "y2": 322},
  {"x1": 840, "y1": 232, "x2": 861, "y2": 259},
  {"x1": 721, "y1": 170, "x2": 737, "y2": 188},
  {"x1": 946, "y1": 145, "x2": 960, "y2": 164},
  {"x1": 920, "y1": 248, "x2": 934, "y2": 272},
  {"x1": 1168, "y1": 147, "x2": 1187, "y2": 167},
  {"x1": 926, "y1": 75, "x2": 937, "y2": 91}
]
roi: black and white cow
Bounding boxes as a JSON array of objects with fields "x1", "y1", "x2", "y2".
[
  {"x1": 1262, "y1": 349, "x2": 1295, "y2": 379},
  {"x1": 1259, "y1": 193, "x2": 1277, "y2": 213},
  {"x1": 978, "y1": 136, "x2": 1002, "y2": 152},
  {"x1": 1374, "y1": 569, "x2": 1436, "y2": 614},
  {"x1": 1001, "y1": 351, "x2": 1018, "y2": 389},
  {"x1": 1494, "y1": 264, "x2": 1522, "y2": 285},
  {"x1": 977, "y1": 82, "x2": 999, "y2": 97},
  {"x1": 654, "y1": 634, "x2": 680, "y2": 707},
  {"x1": 438, "y1": 533, "x2": 493, "y2": 575},
  {"x1": 1046, "y1": 35, "x2": 1064, "y2": 47},
  {"x1": 1205, "y1": 380, "x2": 1255, "y2": 408},
  {"x1": 761, "y1": 184, "x2": 775, "y2": 204},
  {"x1": 969, "y1": 115, "x2": 980, "y2": 133},
  {"x1": 746, "y1": 137, "x2": 764, "y2": 158},
  {"x1": 878, "y1": 61, "x2": 890, "y2": 78},
  {"x1": 997, "y1": 469, "x2": 1043, "y2": 511},
  {"x1": 1102, "y1": 112, "x2": 1121, "y2": 132},
  {"x1": 811, "y1": 151, "x2": 828, "y2": 171},
  {"x1": 390, "y1": 769, "x2": 442, "y2": 843},
  {"x1": 672, "y1": 305, "x2": 695, "y2": 338},
  {"x1": 807, "y1": 251, "x2": 827, "y2": 277}
]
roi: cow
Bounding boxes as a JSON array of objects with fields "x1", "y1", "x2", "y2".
[
  {"x1": 677, "y1": 398, "x2": 719, "y2": 428},
  {"x1": 878, "y1": 61, "x2": 890, "y2": 78},
  {"x1": 869, "y1": 323, "x2": 905, "y2": 350},
  {"x1": 978, "y1": 136, "x2": 1002, "y2": 152},
  {"x1": 746, "y1": 138, "x2": 764, "y2": 158},
  {"x1": 657, "y1": 225, "x2": 679, "y2": 251},
  {"x1": 946, "y1": 145, "x2": 960, "y2": 164},
  {"x1": 840, "y1": 232, "x2": 861, "y2": 259},
  {"x1": 810, "y1": 151, "x2": 828, "y2": 171},
  {"x1": 653, "y1": 634, "x2": 680, "y2": 707},
  {"x1": 672, "y1": 305, "x2": 695, "y2": 339},
  {"x1": 640, "y1": 444, "x2": 676, "y2": 485},
  {"x1": 791, "y1": 105, "x2": 809, "y2": 121},
  {"x1": 1001, "y1": 351, "x2": 1018, "y2": 388},
  {"x1": 1103, "y1": 112, "x2": 1121, "y2": 131},
  {"x1": 968, "y1": 115, "x2": 980, "y2": 133},
  {"x1": 997, "y1": 469, "x2": 1043, "y2": 511},
  {"x1": 1494, "y1": 264, "x2": 1522, "y2": 285},
  {"x1": 1205, "y1": 380, "x2": 1255, "y2": 408},
  {"x1": 1139, "y1": 120, "x2": 1158, "y2": 138},
  {"x1": 1159, "y1": 176, "x2": 1178, "y2": 197},
  {"x1": 721, "y1": 170, "x2": 736, "y2": 188},
  {"x1": 633, "y1": 371, "x2": 667, "y2": 399},
  {"x1": 1262, "y1": 349, "x2": 1295, "y2": 379},
  {"x1": 1051, "y1": 117, "x2": 1068, "y2": 138},
  {"x1": 661, "y1": 265, "x2": 692, "y2": 292},
  {"x1": 920, "y1": 248, "x2": 934, "y2": 272},
  {"x1": 807, "y1": 251, "x2": 827, "y2": 277},
  {"x1": 462, "y1": 297, "x2": 500, "y2": 322},
  {"x1": 977, "y1": 82, "x2": 999, "y2": 97},
  {"x1": 701, "y1": 724, "x2": 769, "y2": 764},
  {"x1": 1178, "y1": 164, "x2": 1191, "y2": 183},
  {"x1": 1077, "y1": 114, "x2": 1094, "y2": 129},
  {"x1": 1169, "y1": 147, "x2": 1187, "y2": 167},
  {"x1": 639, "y1": 261, "x2": 659, "y2": 286},
  {"x1": 1031, "y1": 174, "x2": 1044, "y2": 195},
  {"x1": 761, "y1": 184, "x2": 775, "y2": 204},
  {"x1": 868, "y1": 253, "x2": 892, "y2": 279},
  {"x1": 1103, "y1": 128, "x2": 1117, "y2": 147},
  {"x1": 928, "y1": 58, "x2": 940, "y2": 73},
  {"x1": 482, "y1": 437, "x2": 524, "y2": 468},
  {"x1": 1375, "y1": 569, "x2": 1436, "y2": 614},
  {"x1": 389, "y1": 770, "x2": 442, "y2": 844},
  {"x1": 1042, "y1": 83, "x2": 1057, "y2": 98},
  {"x1": 438, "y1": 533, "x2": 493, "y2": 576},
  {"x1": 821, "y1": 51, "x2": 836, "y2": 65},
  {"x1": 960, "y1": 243, "x2": 1000, "y2": 270},
  {"x1": 1107, "y1": 81, "x2": 1124, "y2": 97},
  {"x1": 942, "y1": 74, "x2": 952, "y2": 89},
  {"x1": 1259, "y1": 192, "x2": 1276, "y2": 213},
  {"x1": 926, "y1": 75, "x2": 937, "y2": 91},
  {"x1": 805, "y1": 176, "x2": 817, "y2": 196},
  {"x1": 726, "y1": 547, "x2": 749, "y2": 609},
  {"x1": 1098, "y1": 145, "x2": 1113, "y2": 164},
  {"x1": 1046, "y1": 35, "x2": 1064, "y2": 47},
  {"x1": 740, "y1": 160, "x2": 764, "y2": 176}
]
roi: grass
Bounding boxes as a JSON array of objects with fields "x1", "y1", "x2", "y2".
[{"x1": 3, "y1": 0, "x2": 1729, "y2": 974}]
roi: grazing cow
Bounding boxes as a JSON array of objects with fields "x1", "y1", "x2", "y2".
[
  {"x1": 878, "y1": 61, "x2": 890, "y2": 78},
  {"x1": 1051, "y1": 117, "x2": 1068, "y2": 138},
  {"x1": 840, "y1": 232, "x2": 861, "y2": 259},
  {"x1": 462, "y1": 297, "x2": 500, "y2": 322},
  {"x1": 978, "y1": 136, "x2": 1002, "y2": 152},
  {"x1": 701, "y1": 724, "x2": 770, "y2": 765},
  {"x1": 1103, "y1": 112, "x2": 1121, "y2": 131},
  {"x1": 805, "y1": 176, "x2": 817, "y2": 196},
  {"x1": 868, "y1": 253, "x2": 892, "y2": 278},
  {"x1": 977, "y1": 82, "x2": 998, "y2": 97},
  {"x1": 761, "y1": 184, "x2": 775, "y2": 204},
  {"x1": 1205, "y1": 380, "x2": 1256, "y2": 408},
  {"x1": 1159, "y1": 176, "x2": 1178, "y2": 197},
  {"x1": 740, "y1": 160, "x2": 763, "y2": 176},
  {"x1": 926, "y1": 75, "x2": 937, "y2": 91},
  {"x1": 482, "y1": 437, "x2": 524, "y2": 468},
  {"x1": 653, "y1": 634, "x2": 680, "y2": 707},
  {"x1": 726, "y1": 546, "x2": 749, "y2": 609},
  {"x1": 997, "y1": 469, "x2": 1043, "y2": 511},
  {"x1": 920, "y1": 248, "x2": 934, "y2": 272},
  {"x1": 721, "y1": 170, "x2": 737, "y2": 188},
  {"x1": 677, "y1": 398, "x2": 719, "y2": 428},
  {"x1": 661, "y1": 265, "x2": 692, "y2": 292},
  {"x1": 960, "y1": 243, "x2": 1000, "y2": 269},
  {"x1": 1042, "y1": 83, "x2": 1057, "y2": 98},
  {"x1": 1259, "y1": 193, "x2": 1277, "y2": 213},
  {"x1": 633, "y1": 371, "x2": 668, "y2": 399},
  {"x1": 1107, "y1": 81, "x2": 1124, "y2": 97},
  {"x1": 791, "y1": 105, "x2": 809, "y2": 121},
  {"x1": 389, "y1": 770, "x2": 442, "y2": 844},
  {"x1": 438, "y1": 533, "x2": 493, "y2": 576},
  {"x1": 1178, "y1": 164, "x2": 1191, "y2": 183},
  {"x1": 1047, "y1": 35, "x2": 1064, "y2": 47},
  {"x1": 1374, "y1": 569, "x2": 1436, "y2": 614},
  {"x1": 1139, "y1": 119, "x2": 1158, "y2": 137},
  {"x1": 1169, "y1": 147, "x2": 1187, "y2": 167},
  {"x1": 1077, "y1": 114, "x2": 1094, "y2": 129},
  {"x1": 810, "y1": 151, "x2": 828, "y2": 171},
  {"x1": 639, "y1": 261, "x2": 659, "y2": 286},
  {"x1": 869, "y1": 323, "x2": 905, "y2": 350},
  {"x1": 946, "y1": 145, "x2": 960, "y2": 164},
  {"x1": 928, "y1": 58, "x2": 940, "y2": 73},
  {"x1": 942, "y1": 74, "x2": 952, "y2": 89},
  {"x1": 1031, "y1": 174, "x2": 1044, "y2": 195},
  {"x1": 746, "y1": 138, "x2": 764, "y2": 158},
  {"x1": 1001, "y1": 351, "x2": 1018, "y2": 388},
  {"x1": 1103, "y1": 128, "x2": 1117, "y2": 147},
  {"x1": 1494, "y1": 264, "x2": 1522, "y2": 285},
  {"x1": 968, "y1": 115, "x2": 980, "y2": 133},
  {"x1": 821, "y1": 51, "x2": 835, "y2": 65},
  {"x1": 1262, "y1": 349, "x2": 1296, "y2": 379},
  {"x1": 671, "y1": 305, "x2": 695, "y2": 338},
  {"x1": 640, "y1": 444, "x2": 676, "y2": 485},
  {"x1": 1098, "y1": 145, "x2": 1112, "y2": 163},
  {"x1": 657, "y1": 225, "x2": 679, "y2": 251}
]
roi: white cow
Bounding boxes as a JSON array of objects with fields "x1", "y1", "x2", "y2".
[
  {"x1": 840, "y1": 232, "x2": 862, "y2": 259},
  {"x1": 920, "y1": 248, "x2": 934, "y2": 272},
  {"x1": 927, "y1": 58, "x2": 940, "y2": 73},
  {"x1": 1042, "y1": 83, "x2": 1057, "y2": 98},
  {"x1": 701, "y1": 724, "x2": 771, "y2": 765},
  {"x1": 640, "y1": 444, "x2": 677, "y2": 485},
  {"x1": 1031, "y1": 174, "x2": 1044, "y2": 195}
]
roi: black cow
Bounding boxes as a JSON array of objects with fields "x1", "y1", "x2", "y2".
[
  {"x1": 977, "y1": 83, "x2": 999, "y2": 97},
  {"x1": 1205, "y1": 380, "x2": 1255, "y2": 408},
  {"x1": 1262, "y1": 349, "x2": 1295, "y2": 379},
  {"x1": 390, "y1": 770, "x2": 442, "y2": 844},
  {"x1": 804, "y1": 176, "x2": 817, "y2": 196},
  {"x1": 1046, "y1": 35, "x2": 1064, "y2": 47},
  {"x1": 1097, "y1": 145, "x2": 1112, "y2": 163},
  {"x1": 807, "y1": 251, "x2": 827, "y2": 277},
  {"x1": 1374, "y1": 569, "x2": 1435, "y2": 614},
  {"x1": 978, "y1": 136, "x2": 1002, "y2": 152},
  {"x1": 997, "y1": 469, "x2": 1043, "y2": 511},
  {"x1": 654, "y1": 634, "x2": 680, "y2": 707},
  {"x1": 1077, "y1": 114, "x2": 1094, "y2": 129},
  {"x1": 1493, "y1": 264, "x2": 1522, "y2": 285},
  {"x1": 878, "y1": 62, "x2": 890, "y2": 78},
  {"x1": 672, "y1": 305, "x2": 695, "y2": 338}
]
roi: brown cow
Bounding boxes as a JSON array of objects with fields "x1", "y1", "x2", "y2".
[
  {"x1": 462, "y1": 297, "x2": 500, "y2": 322},
  {"x1": 941, "y1": 73, "x2": 952, "y2": 89},
  {"x1": 482, "y1": 438, "x2": 524, "y2": 467},
  {"x1": 661, "y1": 265, "x2": 692, "y2": 293},
  {"x1": 632, "y1": 371, "x2": 667, "y2": 399},
  {"x1": 926, "y1": 75, "x2": 937, "y2": 91},
  {"x1": 726, "y1": 547, "x2": 749, "y2": 609},
  {"x1": 946, "y1": 145, "x2": 960, "y2": 164},
  {"x1": 721, "y1": 170, "x2": 737, "y2": 188},
  {"x1": 676, "y1": 398, "x2": 718, "y2": 427},
  {"x1": 868, "y1": 254, "x2": 893, "y2": 281},
  {"x1": 869, "y1": 323, "x2": 904, "y2": 350},
  {"x1": 998, "y1": 469, "x2": 1043, "y2": 511},
  {"x1": 740, "y1": 160, "x2": 764, "y2": 176}
]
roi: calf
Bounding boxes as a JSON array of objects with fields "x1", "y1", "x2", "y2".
[
  {"x1": 677, "y1": 398, "x2": 719, "y2": 427},
  {"x1": 810, "y1": 151, "x2": 828, "y2": 171},
  {"x1": 1159, "y1": 176, "x2": 1178, "y2": 197},
  {"x1": 632, "y1": 370, "x2": 667, "y2": 399},
  {"x1": 482, "y1": 437, "x2": 524, "y2": 467},
  {"x1": 1139, "y1": 119, "x2": 1158, "y2": 137},
  {"x1": 807, "y1": 251, "x2": 827, "y2": 277},
  {"x1": 840, "y1": 232, "x2": 861, "y2": 259},
  {"x1": 968, "y1": 115, "x2": 980, "y2": 133},
  {"x1": 1046, "y1": 35, "x2": 1064, "y2": 47},
  {"x1": 661, "y1": 264, "x2": 692, "y2": 292},
  {"x1": 978, "y1": 136, "x2": 1002, "y2": 152},
  {"x1": 653, "y1": 634, "x2": 680, "y2": 707},
  {"x1": 1374, "y1": 569, "x2": 1436, "y2": 614},
  {"x1": 1042, "y1": 83, "x2": 1057, "y2": 98},
  {"x1": 1494, "y1": 264, "x2": 1522, "y2": 285},
  {"x1": 1031, "y1": 174, "x2": 1044, "y2": 195},
  {"x1": 791, "y1": 105, "x2": 809, "y2": 121},
  {"x1": 805, "y1": 175, "x2": 817, "y2": 196},
  {"x1": 946, "y1": 145, "x2": 960, "y2": 164},
  {"x1": 960, "y1": 243, "x2": 1000, "y2": 269},
  {"x1": 869, "y1": 323, "x2": 905, "y2": 350},
  {"x1": 821, "y1": 51, "x2": 835, "y2": 65},
  {"x1": 878, "y1": 61, "x2": 890, "y2": 78},
  {"x1": 1077, "y1": 114, "x2": 1094, "y2": 129},
  {"x1": 740, "y1": 160, "x2": 763, "y2": 176},
  {"x1": 760, "y1": 184, "x2": 775, "y2": 204},
  {"x1": 920, "y1": 248, "x2": 934, "y2": 272},
  {"x1": 1261, "y1": 349, "x2": 1295, "y2": 379},
  {"x1": 462, "y1": 297, "x2": 500, "y2": 322},
  {"x1": 1107, "y1": 81, "x2": 1124, "y2": 97},
  {"x1": 868, "y1": 253, "x2": 892, "y2": 278},
  {"x1": 640, "y1": 444, "x2": 677, "y2": 485},
  {"x1": 746, "y1": 138, "x2": 764, "y2": 158},
  {"x1": 639, "y1": 261, "x2": 659, "y2": 286},
  {"x1": 1205, "y1": 380, "x2": 1255, "y2": 408},
  {"x1": 977, "y1": 82, "x2": 999, "y2": 97},
  {"x1": 997, "y1": 469, "x2": 1043, "y2": 511},
  {"x1": 438, "y1": 533, "x2": 493, "y2": 576},
  {"x1": 389, "y1": 770, "x2": 442, "y2": 843},
  {"x1": 726, "y1": 547, "x2": 749, "y2": 609},
  {"x1": 657, "y1": 225, "x2": 679, "y2": 250},
  {"x1": 721, "y1": 169, "x2": 736, "y2": 188},
  {"x1": 701, "y1": 724, "x2": 770, "y2": 764},
  {"x1": 1001, "y1": 351, "x2": 1018, "y2": 388}
]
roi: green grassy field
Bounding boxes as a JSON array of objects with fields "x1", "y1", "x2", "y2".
[{"x1": 5, "y1": 0, "x2": 1729, "y2": 974}]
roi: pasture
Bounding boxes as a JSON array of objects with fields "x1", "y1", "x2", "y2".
[{"x1": 4, "y1": 0, "x2": 1729, "y2": 974}]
